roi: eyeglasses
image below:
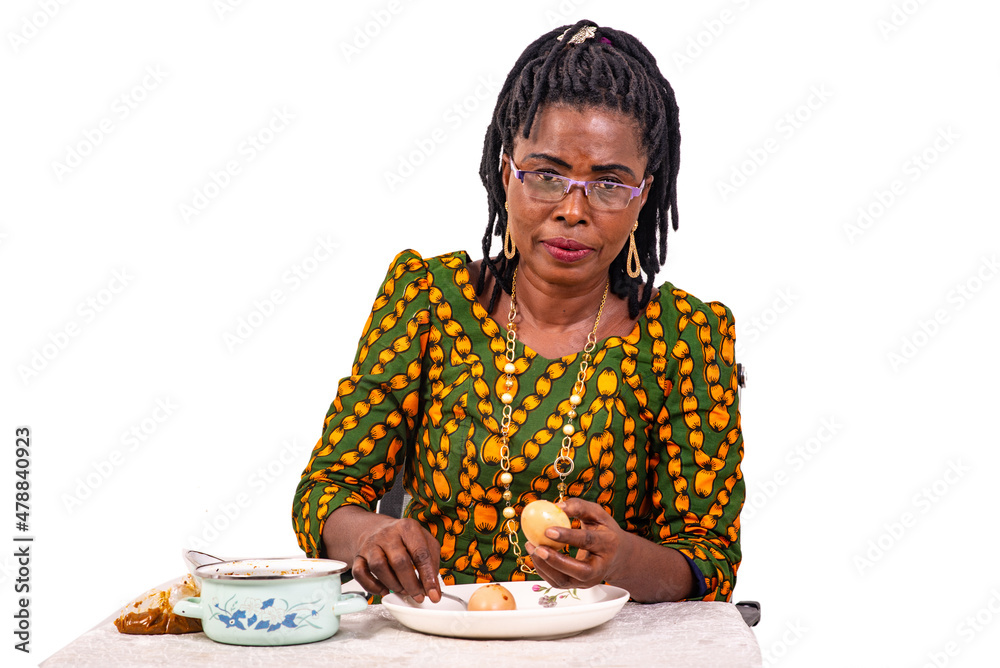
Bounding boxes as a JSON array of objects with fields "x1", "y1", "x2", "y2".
[{"x1": 509, "y1": 158, "x2": 646, "y2": 211}]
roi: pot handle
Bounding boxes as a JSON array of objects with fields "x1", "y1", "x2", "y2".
[
  {"x1": 331, "y1": 592, "x2": 367, "y2": 616},
  {"x1": 172, "y1": 596, "x2": 204, "y2": 619}
]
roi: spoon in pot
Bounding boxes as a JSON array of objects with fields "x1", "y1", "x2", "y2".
[
  {"x1": 182, "y1": 549, "x2": 224, "y2": 573},
  {"x1": 182, "y1": 549, "x2": 224, "y2": 586}
]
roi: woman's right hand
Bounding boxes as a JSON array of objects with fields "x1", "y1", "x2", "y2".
[{"x1": 352, "y1": 517, "x2": 442, "y2": 603}]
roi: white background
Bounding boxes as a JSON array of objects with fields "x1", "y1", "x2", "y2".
[{"x1": 3, "y1": 1, "x2": 999, "y2": 666}]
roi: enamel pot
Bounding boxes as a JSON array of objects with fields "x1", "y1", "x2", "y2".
[{"x1": 172, "y1": 557, "x2": 366, "y2": 646}]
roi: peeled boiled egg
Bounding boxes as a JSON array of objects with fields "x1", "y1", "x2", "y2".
[
  {"x1": 467, "y1": 583, "x2": 517, "y2": 611},
  {"x1": 520, "y1": 499, "x2": 570, "y2": 549}
]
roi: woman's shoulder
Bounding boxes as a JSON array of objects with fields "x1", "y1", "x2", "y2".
[
  {"x1": 382, "y1": 249, "x2": 470, "y2": 275},
  {"x1": 374, "y1": 250, "x2": 473, "y2": 291},
  {"x1": 377, "y1": 250, "x2": 478, "y2": 310},
  {"x1": 645, "y1": 278, "x2": 737, "y2": 330}
]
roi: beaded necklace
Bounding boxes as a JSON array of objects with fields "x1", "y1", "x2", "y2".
[{"x1": 495, "y1": 267, "x2": 610, "y2": 572}]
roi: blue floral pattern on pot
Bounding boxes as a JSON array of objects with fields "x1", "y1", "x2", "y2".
[
  {"x1": 531, "y1": 584, "x2": 580, "y2": 608},
  {"x1": 211, "y1": 595, "x2": 323, "y2": 632}
]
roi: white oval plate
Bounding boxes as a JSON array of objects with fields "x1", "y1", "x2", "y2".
[{"x1": 382, "y1": 581, "x2": 629, "y2": 639}]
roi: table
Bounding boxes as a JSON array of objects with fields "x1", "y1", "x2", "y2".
[{"x1": 42, "y1": 586, "x2": 761, "y2": 667}]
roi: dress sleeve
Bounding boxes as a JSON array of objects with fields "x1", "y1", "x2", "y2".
[
  {"x1": 292, "y1": 249, "x2": 431, "y2": 558},
  {"x1": 648, "y1": 289, "x2": 744, "y2": 601}
]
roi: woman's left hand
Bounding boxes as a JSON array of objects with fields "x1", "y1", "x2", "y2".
[{"x1": 525, "y1": 497, "x2": 633, "y2": 589}]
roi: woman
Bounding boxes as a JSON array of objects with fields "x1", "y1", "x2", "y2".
[{"x1": 293, "y1": 20, "x2": 744, "y2": 605}]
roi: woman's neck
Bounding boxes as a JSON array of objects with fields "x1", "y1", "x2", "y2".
[
  {"x1": 469, "y1": 258, "x2": 637, "y2": 358},
  {"x1": 511, "y1": 263, "x2": 610, "y2": 333}
]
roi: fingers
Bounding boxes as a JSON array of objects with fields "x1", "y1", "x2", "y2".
[
  {"x1": 391, "y1": 526, "x2": 441, "y2": 602},
  {"x1": 544, "y1": 525, "x2": 601, "y2": 553},
  {"x1": 526, "y1": 500, "x2": 621, "y2": 589},
  {"x1": 557, "y1": 497, "x2": 616, "y2": 528},
  {"x1": 352, "y1": 555, "x2": 389, "y2": 597},
  {"x1": 386, "y1": 536, "x2": 428, "y2": 599},
  {"x1": 359, "y1": 545, "x2": 407, "y2": 596},
  {"x1": 413, "y1": 530, "x2": 443, "y2": 602},
  {"x1": 527, "y1": 542, "x2": 605, "y2": 589},
  {"x1": 356, "y1": 519, "x2": 442, "y2": 602}
]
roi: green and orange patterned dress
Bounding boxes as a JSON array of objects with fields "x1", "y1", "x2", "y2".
[{"x1": 293, "y1": 249, "x2": 744, "y2": 601}]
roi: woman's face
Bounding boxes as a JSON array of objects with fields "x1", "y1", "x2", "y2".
[{"x1": 502, "y1": 104, "x2": 651, "y2": 290}]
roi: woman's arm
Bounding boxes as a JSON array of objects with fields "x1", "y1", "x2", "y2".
[
  {"x1": 649, "y1": 296, "x2": 744, "y2": 600},
  {"x1": 293, "y1": 250, "x2": 442, "y2": 599},
  {"x1": 529, "y1": 294, "x2": 744, "y2": 602}
]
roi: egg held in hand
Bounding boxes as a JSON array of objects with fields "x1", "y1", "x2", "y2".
[
  {"x1": 467, "y1": 583, "x2": 517, "y2": 611},
  {"x1": 520, "y1": 500, "x2": 571, "y2": 549}
]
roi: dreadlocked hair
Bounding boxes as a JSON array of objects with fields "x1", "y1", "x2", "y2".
[{"x1": 477, "y1": 19, "x2": 681, "y2": 320}]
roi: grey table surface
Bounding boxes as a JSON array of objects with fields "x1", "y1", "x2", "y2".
[{"x1": 42, "y1": 593, "x2": 762, "y2": 668}]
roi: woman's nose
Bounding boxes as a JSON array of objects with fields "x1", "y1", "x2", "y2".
[{"x1": 553, "y1": 182, "x2": 591, "y2": 224}]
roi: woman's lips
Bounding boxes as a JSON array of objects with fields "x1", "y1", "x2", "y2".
[{"x1": 541, "y1": 238, "x2": 594, "y2": 263}]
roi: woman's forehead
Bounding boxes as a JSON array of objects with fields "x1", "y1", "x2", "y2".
[{"x1": 512, "y1": 104, "x2": 647, "y2": 170}]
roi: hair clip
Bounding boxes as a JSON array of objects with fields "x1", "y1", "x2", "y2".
[{"x1": 557, "y1": 25, "x2": 597, "y2": 44}]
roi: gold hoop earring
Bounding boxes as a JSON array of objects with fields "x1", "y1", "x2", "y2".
[
  {"x1": 626, "y1": 221, "x2": 641, "y2": 278},
  {"x1": 504, "y1": 202, "x2": 516, "y2": 259}
]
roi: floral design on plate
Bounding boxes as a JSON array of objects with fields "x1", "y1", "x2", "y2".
[
  {"x1": 531, "y1": 584, "x2": 580, "y2": 608},
  {"x1": 210, "y1": 595, "x2": 323, "y2": 632}
]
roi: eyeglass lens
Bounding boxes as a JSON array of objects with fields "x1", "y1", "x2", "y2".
[{"x1": 521, "y1": 172, "x2": 634, "y2": 210}]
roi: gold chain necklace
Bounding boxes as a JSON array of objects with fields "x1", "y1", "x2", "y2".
[{"x1": 496, "y1": 267, "x2": 610, "y2": 572}]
